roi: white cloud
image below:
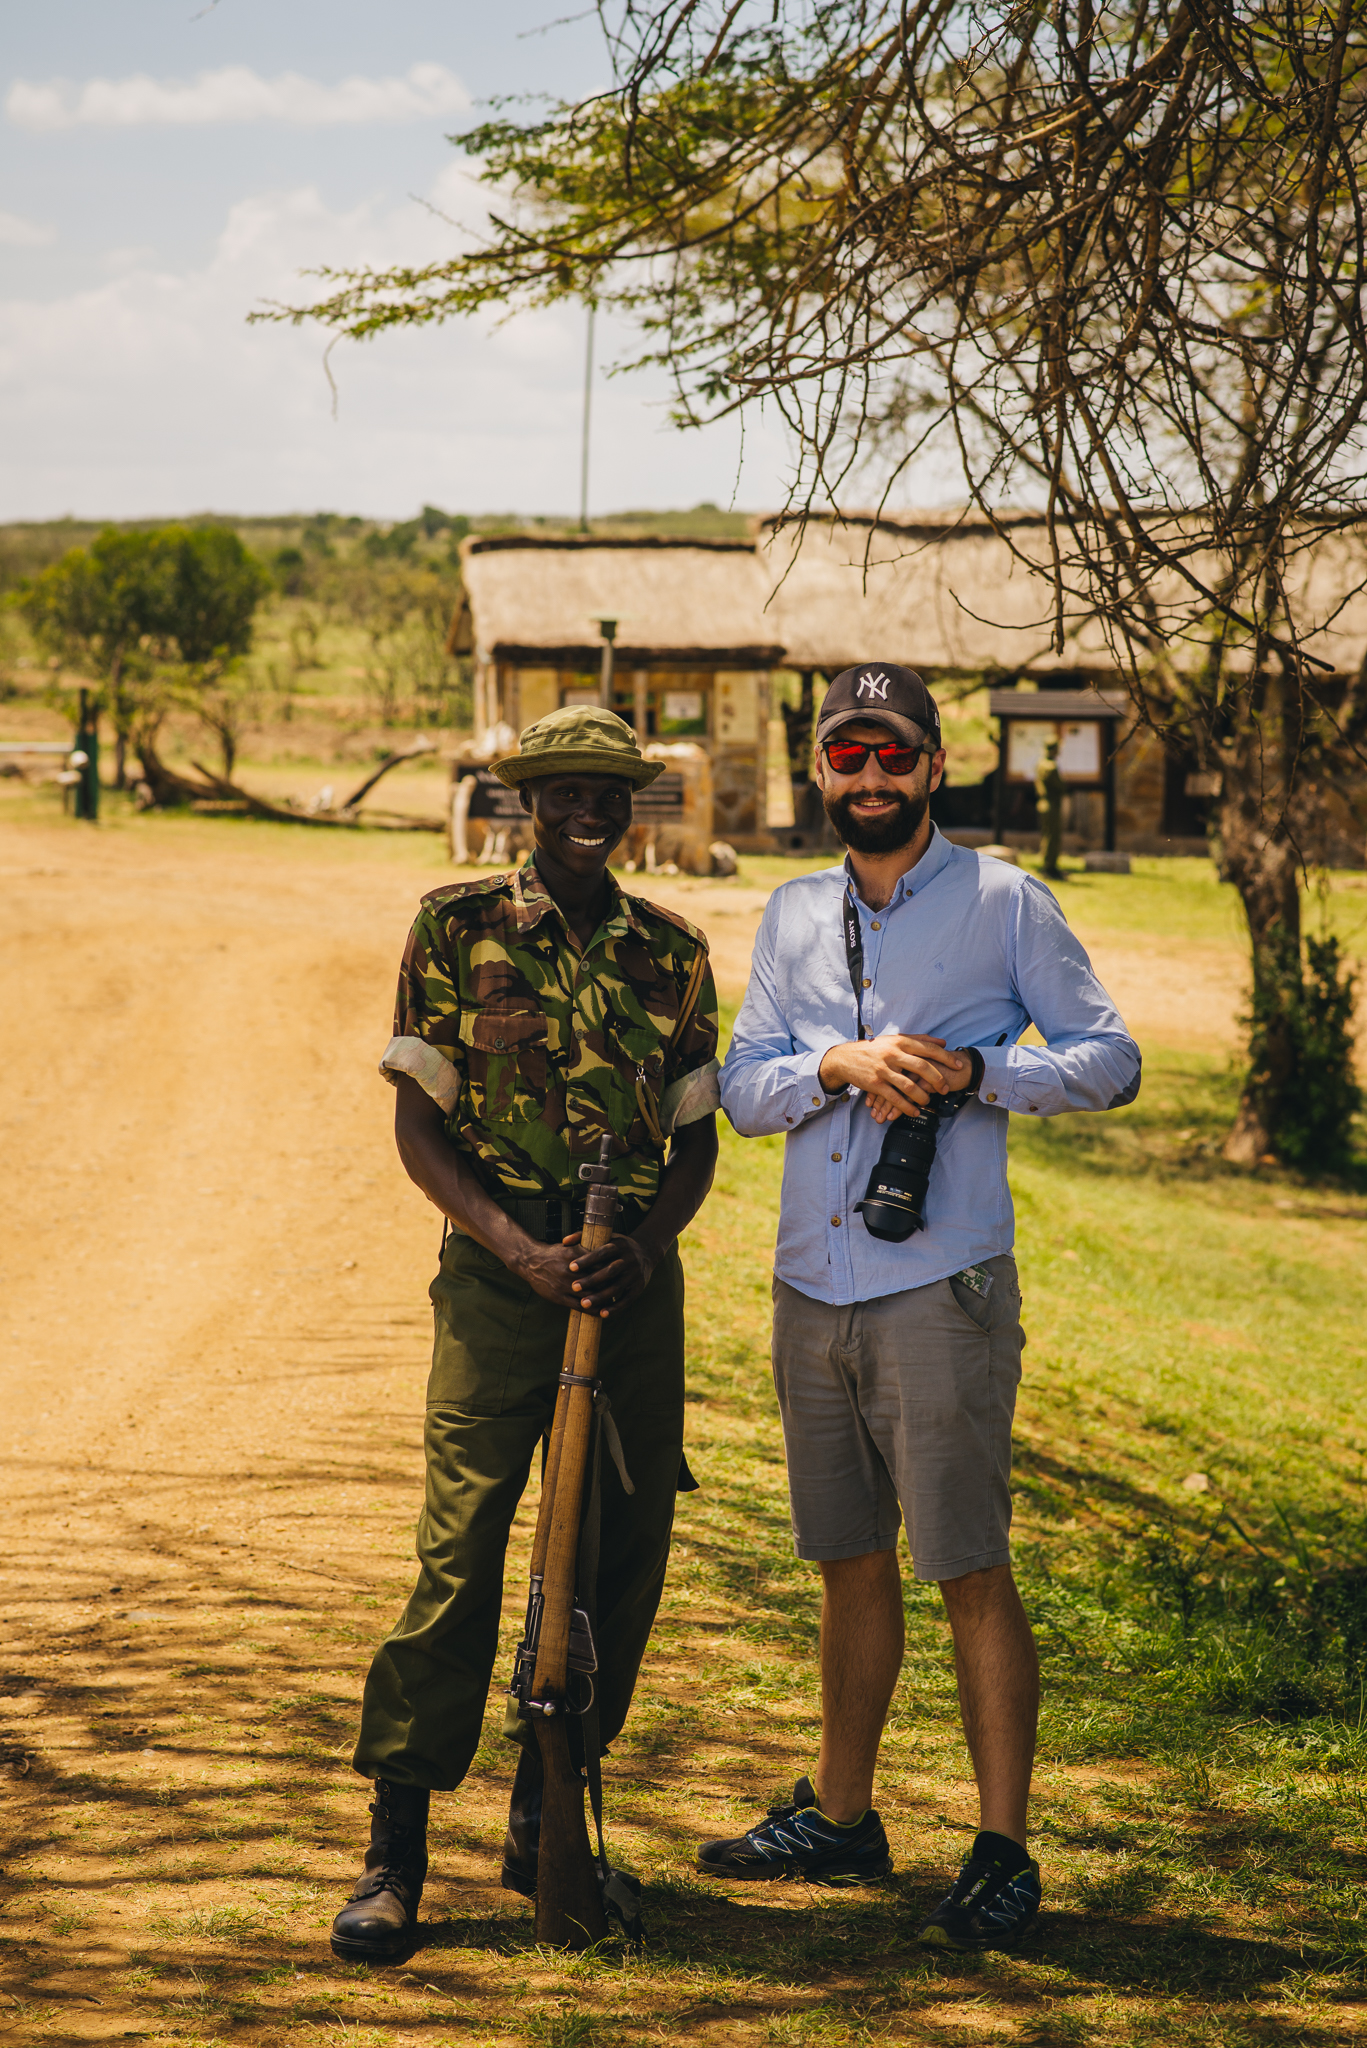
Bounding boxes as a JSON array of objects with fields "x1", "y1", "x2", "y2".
[
  {"x1": 0, "y1": 173, "x2": 791, "y2": 520},
  {"x1": 0, "y1": 208, "x2": 55, "y2": 247},
  {"x1": 5, "y1": 61, "x2": 470, "y2": 131}
]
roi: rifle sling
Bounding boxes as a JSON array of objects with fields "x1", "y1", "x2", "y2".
[
  {"x1": 575, "y1": 1385, "x2": 642, "y2": 1943},
  {"x1": 575, "y1": 1400, "x2": 609, "y2": 1879},
  {"x1": 557, "y1": 1369, "x2": 635, "y2": 1497},
  {"x1": 593, "y1": 1387, "x2": 635, "y2": 1498}
]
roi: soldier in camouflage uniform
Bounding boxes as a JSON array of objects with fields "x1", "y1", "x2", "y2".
[{"x1": 330, "y1": 706, "x2": 721, "y2": 1964}]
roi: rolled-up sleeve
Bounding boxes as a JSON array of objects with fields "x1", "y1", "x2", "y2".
[
  {"x1": 660, "y1": 952, "x2": 722, "y2": 1130},
  {"x1": 377, "y1": 904, "x2": 466, "y2": 1117},
  {"x1": 977, "y1": 878, "x2": 1140, "y2": 1115},
  {"x1": 720, "y1": 899, "x2": 846, "y2": 1136}
]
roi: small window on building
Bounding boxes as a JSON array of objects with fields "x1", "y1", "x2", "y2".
[
  {"x1": 660, "y1": 691, "x2": 706, "y2": 736},
  {"x1": 1058, "y1": 722, "x2": 1100, "y2": 777}
]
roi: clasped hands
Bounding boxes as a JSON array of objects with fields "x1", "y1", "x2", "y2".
[
  {"x1": 818, "y1": 1033, "x2": 975, "y2": 1126},
  {"x1": 516, "y1": 1230, "x2": 658, "y2": 1316}
]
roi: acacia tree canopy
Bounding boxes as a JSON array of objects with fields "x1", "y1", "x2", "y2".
[{"x1": 265, "y1": 0, "x2": 1367, "y2": 1165}]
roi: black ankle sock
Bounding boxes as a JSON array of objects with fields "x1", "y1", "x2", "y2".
[{"x1": 973, "y1": 1828, "x2": 1027, "y2": 1869}]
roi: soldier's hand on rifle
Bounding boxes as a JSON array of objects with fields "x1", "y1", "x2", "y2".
[
  {"x1": 508, "y1": 1234, "x2": 654, "y2": 1316},
  {"x1": 566, "y1": 1231, "x2": 656, "y2": 1315},
  {"x1": 512, "y1": 1240, "x2": 604, "y2": 1313}
]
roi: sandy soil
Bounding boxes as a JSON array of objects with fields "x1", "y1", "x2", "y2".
[{"x1": 0, "y1": 812, "x2": 1246, "y2": 2041}]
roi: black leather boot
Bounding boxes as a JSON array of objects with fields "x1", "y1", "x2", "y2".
[
  {"x1": 330, "y1": 1779, "x2": 430, "y2": 1963},
  {"x1": 501, "y1": 1741, "x2": 542, "y2": 1898}
]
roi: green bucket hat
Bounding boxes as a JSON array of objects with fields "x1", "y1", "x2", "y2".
[{"x1": 491, "y1": 705, "x2": 665, "y2": 789}]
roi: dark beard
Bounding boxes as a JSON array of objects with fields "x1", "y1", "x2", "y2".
[{"x1": 823, "y1": 785, "x2": 929, "y2": 854}]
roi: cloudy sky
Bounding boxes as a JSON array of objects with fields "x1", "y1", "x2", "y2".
[{"x1": 1, "y1": 0, "x2": 800, "y2": 522}]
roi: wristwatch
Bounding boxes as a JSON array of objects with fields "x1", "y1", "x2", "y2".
[{"x1": 954, "y1": 1047, "x2": 986, "y2": 1094}]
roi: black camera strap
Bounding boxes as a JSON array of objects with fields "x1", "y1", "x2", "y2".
[{"x1": 843, "y1": 885, "x2": 868, "y2": 1041}]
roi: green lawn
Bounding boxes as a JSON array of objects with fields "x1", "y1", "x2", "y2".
[{"x1": 607, "y1": 1035, "x2": 1367, "y2": 2047}]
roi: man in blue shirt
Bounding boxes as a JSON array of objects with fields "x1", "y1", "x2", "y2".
[{"x1": 702, "y1": 662, "x2": 1140, "y2": 1949}]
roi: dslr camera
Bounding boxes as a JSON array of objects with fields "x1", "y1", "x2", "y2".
[{"x1": 854, "y1": 1048, "x2": 984, "y2": 1242}]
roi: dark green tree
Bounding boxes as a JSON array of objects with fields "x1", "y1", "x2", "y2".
[
  {"x1": 15, "y1": 524, "x2": 269, "y2": 790},
  {"x1": 16, "y1": 528, "x2": 171, "y2": 787}
]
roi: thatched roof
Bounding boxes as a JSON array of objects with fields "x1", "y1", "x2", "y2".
[
  {"x1": 460, "y1": 535, "x2": 781, "y2": 668},
  {"x1": 760, "y1": 514, "x2": 1120, "y2": 674},
  {"x1": 760, "y1": 512, "x2": 1367, "y2": 676},
  {"x1": 461, "y1": 519, "x2": 1367, "y2": 680}
]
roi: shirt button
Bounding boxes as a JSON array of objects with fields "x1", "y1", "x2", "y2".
[
  {"x1": 871, "y1": 921, "x2": 881, "y2": 931},
  {"x1": 811, "y1": 1096, "x2": 820, "y2": 1105},
  {"x1": 861, "y1": 978, "x2": 871, "y2": 988},
  {"x1": 1028, "y1": 1104, "x2": 1038, "y2": 1112},
  {"x1": 830, "y1": 1215, "x2": 842, "y2": 1226},
  {"x1": 831, "y1": 1152, "x2": 842, "y2": 1162},
  {"x1": 985, "y1": 1091, "x2": 998, "y2": 1103}
]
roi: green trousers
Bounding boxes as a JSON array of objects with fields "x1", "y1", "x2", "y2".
[{"x1": 353, "y1": 1231, "x2": 686, "y2": 1791}]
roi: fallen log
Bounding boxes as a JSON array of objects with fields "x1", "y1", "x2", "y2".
[
  {"x1": 188, "y1": 763, "x2": 445, "y2": 832},
  {"x1": 339, "y1": 739, "x2": 436, "y2": 812},
  {"x1": 189, "y1": 763, "x2": 361, "y2": 826}
]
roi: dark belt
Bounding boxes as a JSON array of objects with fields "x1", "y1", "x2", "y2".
[
  {"x1": 502, "y1": 1194, "x2": 587, "y2": 1244},
  {"x1": 497, "y1": 1190, "x2": 651, "y2": 1243}
]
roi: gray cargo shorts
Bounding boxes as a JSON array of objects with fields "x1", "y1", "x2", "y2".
[{"x1": 771, "y1": 1254, "x2": 1023, "y2": 1582}]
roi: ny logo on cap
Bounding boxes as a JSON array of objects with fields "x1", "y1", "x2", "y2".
[{"x1": 857, "y1": 671, "x2": 890, "y2": 700}]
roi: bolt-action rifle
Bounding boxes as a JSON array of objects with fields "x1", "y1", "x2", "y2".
[{"x1": 508, "y1": 1132, "x2": 626, "y2": 1950}]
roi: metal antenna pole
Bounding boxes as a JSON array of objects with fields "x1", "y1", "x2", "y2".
[
  {"x1": 596, "y1": 618, "x2": 618, "y2": 710},
  {"x1": 579, "y1": 302, "x2": 595, "y2": 533}
]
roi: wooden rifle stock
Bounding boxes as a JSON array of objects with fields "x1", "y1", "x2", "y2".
[{"x1": 523, "y1": 1136, "x2": 618, "y2": 1950}]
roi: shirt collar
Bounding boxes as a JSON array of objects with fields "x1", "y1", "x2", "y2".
[
  {"x1": 512, "y1": 859, "x2": 650, "y2": 944},
  {"x1": 843, "y1": 824, "x2": 954, "y2": 911}
]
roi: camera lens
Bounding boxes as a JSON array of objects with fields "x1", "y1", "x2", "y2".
[
  {"x1": 854, "y1": 1110, "x2": 940, "y2": 1241},
  {"x1": 853, "y1": 1081, "x2": 976, "y2": 1241}
]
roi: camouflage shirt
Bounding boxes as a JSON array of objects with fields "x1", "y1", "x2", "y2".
[{"x1": 379, "y1": 861, "x2": 721, "y2": 1210}]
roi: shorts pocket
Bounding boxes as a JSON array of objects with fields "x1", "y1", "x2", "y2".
[
  {"x1": 945, "y1": 1258, "x2": 1020, "y2": 1336},
  {"x1": 459, "y1": 1002, "x2": 547, "y2": 1124}
]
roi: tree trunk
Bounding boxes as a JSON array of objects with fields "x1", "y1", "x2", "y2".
[
  {"x1": 135, "y1": 724, "x2": 205, "y2": 809},
  {"x1": 1218, "y1": 678, "x2": 1302, "y2": 1165},
  {"x1": 109, "y1": 658, "x2": 129, "y2": 791}
]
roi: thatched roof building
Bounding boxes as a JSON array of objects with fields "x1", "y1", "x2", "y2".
[
  {"x1": 759, "y1": 510, "x2": 1367, "y2": 679},
  {"x1": 454, "y1": 519, "x2": 1367, "y2": 863},
  {"x1": 457, "y1": 534, "x2": 779, "y2": 670},
  {"x1": 759, "y1": 512, "x2": 1112, "y2": 675},
  {"x1": 456, "y1": 534, "x2": 782, "y2": 846}
]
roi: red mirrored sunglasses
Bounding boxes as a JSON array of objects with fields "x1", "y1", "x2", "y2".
[{"x1": 821, "y1": 735, "x2": 929, "y2": 777}]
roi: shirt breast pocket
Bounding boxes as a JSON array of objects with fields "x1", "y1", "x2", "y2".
[{"x1": 460, "y1": 1003, "x2": 548, "y2": 1125}]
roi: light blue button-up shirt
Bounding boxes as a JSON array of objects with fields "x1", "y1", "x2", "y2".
[{"x1": 719, "y1": 829, "x2": 1141, "y2": 1306}]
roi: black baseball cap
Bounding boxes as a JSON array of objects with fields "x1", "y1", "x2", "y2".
[{"x1": 816, "y1": 662, "x2": 941, "y2": 750}]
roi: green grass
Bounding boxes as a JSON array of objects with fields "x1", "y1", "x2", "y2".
[{"x1": 630, "y1": 1048, "x2": 1367, "y2": 2044}]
